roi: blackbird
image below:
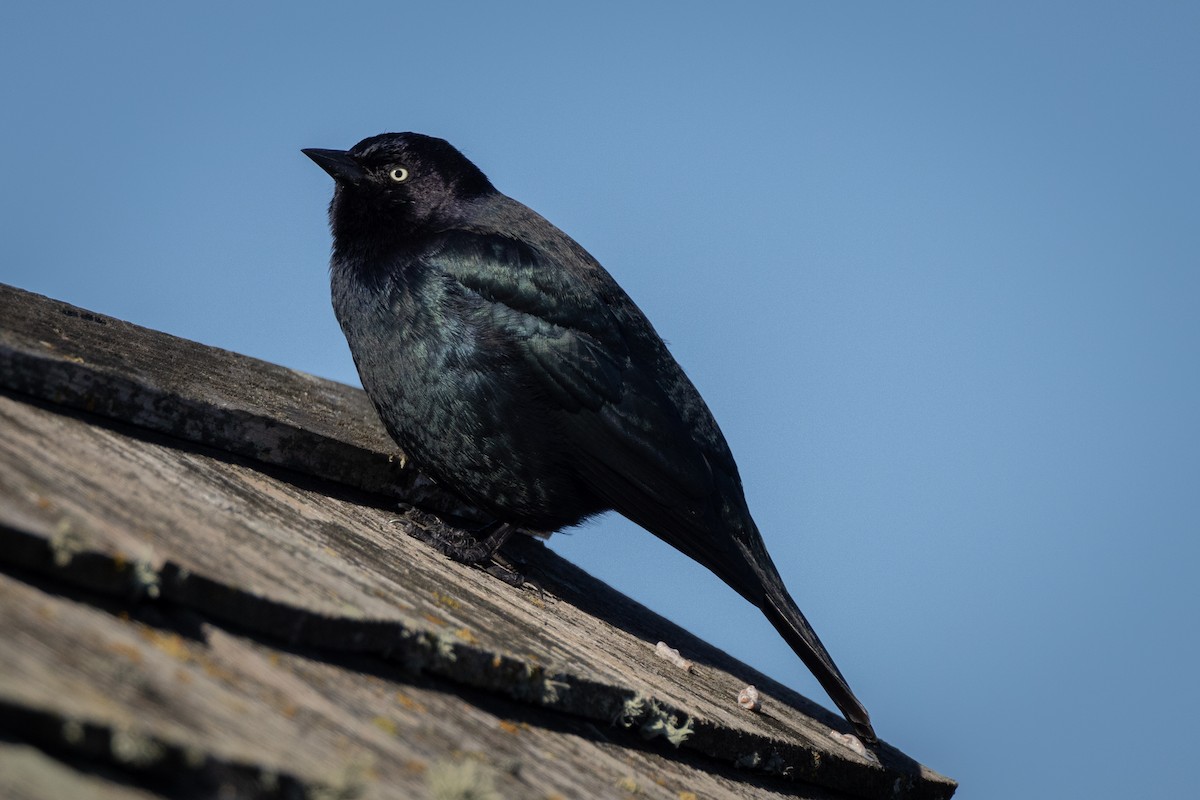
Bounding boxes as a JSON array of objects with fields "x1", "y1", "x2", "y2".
[{"x1": 304, "y1": 133, "x2": 875, "y2": 742}]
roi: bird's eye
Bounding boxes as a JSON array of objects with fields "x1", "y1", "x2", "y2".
[{"x1": 388, "y1": 167, "x2": 410, "y2": 183}]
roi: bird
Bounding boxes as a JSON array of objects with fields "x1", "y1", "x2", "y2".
[{"x1": 303, "y1": 132, "x2": 876, "y2": 743}]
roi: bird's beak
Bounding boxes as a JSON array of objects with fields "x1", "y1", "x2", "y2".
[{"x1": 302, "y1": 148, "x2": 366, "y2": 185}]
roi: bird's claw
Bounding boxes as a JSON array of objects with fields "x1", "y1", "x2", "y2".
[{"x1": 395, "y1": 504, "x2": 534, "y2": 588}]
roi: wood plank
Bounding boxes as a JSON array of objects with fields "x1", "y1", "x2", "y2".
[
  {"x1": 0, "y1": 569, "x2": 854, "y2": 800},
  {"x1": 0, "y1": 391, "x2": 954, "y2": 799}
]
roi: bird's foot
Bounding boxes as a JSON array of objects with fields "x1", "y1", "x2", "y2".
[
  {"x1": 397, "y1": 504, "x2": 497, "y2": 561},
  {"x1": 485, "y1": 549, "x2": 548, "y2": 598},
  {"x1": 395, "y1": 504, "x2": 534, "y2": 589},
  {"x1": 483, "y1": 561, "x2": 526, "y2": 588}
]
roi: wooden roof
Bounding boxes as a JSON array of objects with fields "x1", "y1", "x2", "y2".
[{"x1": 0, "y1": 283, "x2": 956, "y2": 799}]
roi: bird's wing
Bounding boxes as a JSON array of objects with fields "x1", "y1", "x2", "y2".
[{"x1": 426, "y1": 230, "x2": 751, "y2": 572}]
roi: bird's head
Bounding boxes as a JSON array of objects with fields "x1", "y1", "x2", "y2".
[{"x1": 304, "y1": 132, "x2": 494, "y2": 242}]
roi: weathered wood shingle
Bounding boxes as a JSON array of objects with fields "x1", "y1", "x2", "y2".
[{"x1": 0, "y1": 283, "x2": 956, "y2": 799}]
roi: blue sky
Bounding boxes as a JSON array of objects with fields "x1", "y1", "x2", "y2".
[{"x1": 3, "y1": 3, "x2": 1197, "y2": 797}]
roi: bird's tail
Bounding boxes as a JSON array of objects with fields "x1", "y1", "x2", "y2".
[
  {"x1": 761, "y1": 582, "x2": 876, "y2": 743},
  {"x1": 737, "y1": 535, "x2": 877, "y2": 744}
]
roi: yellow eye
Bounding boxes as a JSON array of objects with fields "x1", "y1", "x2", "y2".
[{"x1": 388, "y1": 167, "x2": 410, "y2": 183}]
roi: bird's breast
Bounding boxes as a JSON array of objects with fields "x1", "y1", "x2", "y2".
[{"x1": 330, "y1": 261, "x2": 596, "y2": 526}]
